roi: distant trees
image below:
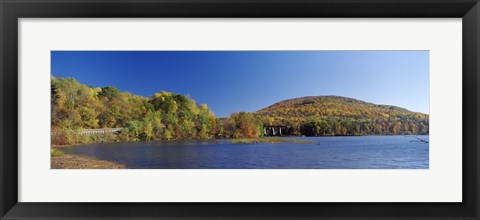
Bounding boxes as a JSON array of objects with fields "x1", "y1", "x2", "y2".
[
  {"x1": 299, "y1": 117, "x2": 428, "y2": 136},
  {"x1": 222, "y1": 112, "x2": 263, "y2": 139},
  {"x1": 256, "y1": 96, "x2": 429, "y2": 136},
  {"x1": 51, "y1": 76, "x2": 429, "y2": 145}
]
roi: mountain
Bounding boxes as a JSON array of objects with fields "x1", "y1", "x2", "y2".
[{"x1": 254, "y1": 96, "x2": 429, "y2": 136}]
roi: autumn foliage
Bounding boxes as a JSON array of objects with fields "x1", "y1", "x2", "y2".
[
  {"x1": 51, "y1": 76, "x2": 220, "y2": 144},
  {"x1": 51, "y1": 76, "x2": 428, "y2": 145},
  {"x1": 255, "y1": 96, "x2": 429, "y2": 136}
]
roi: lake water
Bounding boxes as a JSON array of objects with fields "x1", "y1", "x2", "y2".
[{"x1": 62, "y1": 135, "x2": 429, "y2": 169}]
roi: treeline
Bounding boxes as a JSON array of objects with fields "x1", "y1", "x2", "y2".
[
  {"x1": 51, "y1": 76, "x2": 428, "y2": 145},
  {"x1": 51, "y1": 76, "x2": 261, "y2": 145},
  {"x1": 298, "y1": 118, "x2": 428, "y2": 136}
]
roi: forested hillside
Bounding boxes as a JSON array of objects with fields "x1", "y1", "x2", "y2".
[
  {"x1": 51, "y1": 76, "x2": 221, "y2": 144},
  {"x1": 255, "y1": 96, "x2": 429, "y2": 136},
  {"x1": 51, "y1": 76, "x2": 429, "y2": 145}
]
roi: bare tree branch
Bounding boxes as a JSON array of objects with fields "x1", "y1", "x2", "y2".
[{"x1": 408, "y1": 136, "x2": 429, "y2": 143}]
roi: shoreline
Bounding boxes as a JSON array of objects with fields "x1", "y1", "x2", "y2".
[
  {"x1": 52, "y1": 134, "x2": 429, "y2": 148},
  {"x1": 51, "y1": 151, "x2": 125, "y2": 169}
]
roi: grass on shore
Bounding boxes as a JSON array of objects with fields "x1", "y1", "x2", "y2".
[
  {"x1": 51, "y1": 148, "x2": 65, "y2": 157},
  {"x1": 230, "y1": 137, "x2": 311, "y2": 144}
]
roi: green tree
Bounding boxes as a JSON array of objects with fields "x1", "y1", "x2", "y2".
[{"x1": 98, "y1": 86, "x2": 119, "y2": 99}]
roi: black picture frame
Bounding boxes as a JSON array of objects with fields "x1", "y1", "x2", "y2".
[{"x1": 1, "y1": 0, "x2": 479, "y2": 219}]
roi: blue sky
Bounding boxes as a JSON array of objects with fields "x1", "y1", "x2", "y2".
[{"x1": 51, "y1": 51, "x2": 429, "y2": 117}]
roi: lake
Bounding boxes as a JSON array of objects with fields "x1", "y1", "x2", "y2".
[{"x1": 62, "y1": 135, "x2": 429, "y2": 169}]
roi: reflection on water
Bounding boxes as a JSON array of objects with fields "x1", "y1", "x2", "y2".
[{"x1": 62, "y1": 135, "x2": 429, "y2": 169}]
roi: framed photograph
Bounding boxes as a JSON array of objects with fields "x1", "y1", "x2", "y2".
[{"x1": 1, "y1": 0, "x2": 479, "y2": 219}]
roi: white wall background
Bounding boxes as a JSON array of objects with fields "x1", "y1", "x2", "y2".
[{"x1": 19, "y1": 18, "x2": 461, "y2": 202}]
